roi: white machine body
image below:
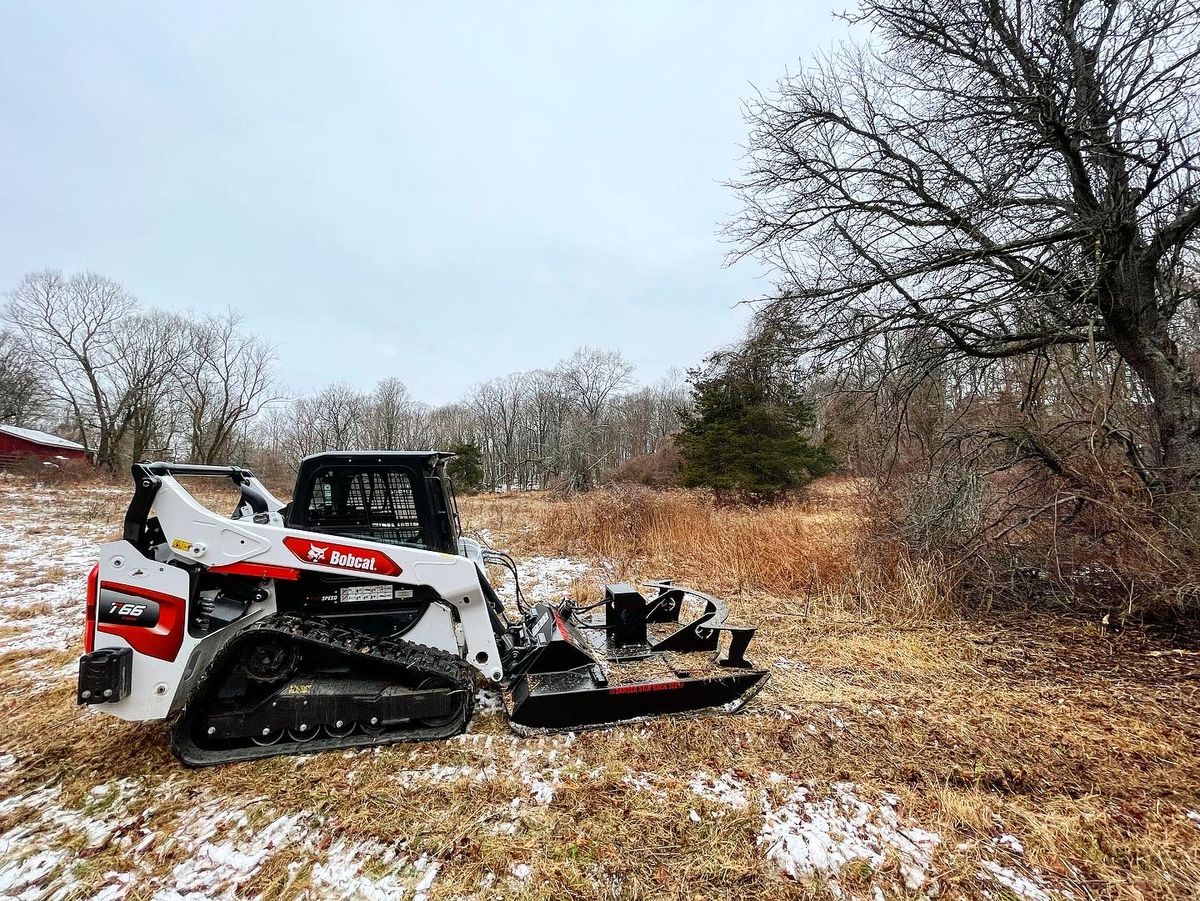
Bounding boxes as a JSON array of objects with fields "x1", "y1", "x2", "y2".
[{"x1": 85, "y1": 470, "x2": 503, "y2": 723}]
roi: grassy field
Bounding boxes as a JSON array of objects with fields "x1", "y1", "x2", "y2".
[{"x1": 0, "y1": 472, "x2": 1197, "y2": 900}]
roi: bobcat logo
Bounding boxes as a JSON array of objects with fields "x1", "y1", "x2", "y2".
[{"x1": 282, "y1": 535, "x2": 400, "y2": 576}]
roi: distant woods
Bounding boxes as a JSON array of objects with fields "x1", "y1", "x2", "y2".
[
  {"x1": 255, "y1": 347, "x2": 688, "y2": 491},
  {"x1": 0, "y1": 272, "x2": 689, "y2": 491}
]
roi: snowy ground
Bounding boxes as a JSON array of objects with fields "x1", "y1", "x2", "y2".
[
  {"x1": 0, "y1": 476, "x2": 1176, "y2": 899},
  {"x1": 0, "y1": 480, "x2": 124, "y2": 690},
  {"x1": 0, "y1": 734, "x2": 584, "y2": 901}
]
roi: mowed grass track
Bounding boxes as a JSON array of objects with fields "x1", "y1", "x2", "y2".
[{"x1": 0, "y1": 472, "x2": 1196, "y2": 900}]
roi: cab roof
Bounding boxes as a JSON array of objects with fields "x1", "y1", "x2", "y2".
[{"x1": 300, "y1": 450, "x2": 454, "y2": 464}]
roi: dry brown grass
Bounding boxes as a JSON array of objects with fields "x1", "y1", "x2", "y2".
[
  {"x1": 4, "y1": 617, "x2": 1198, "y2": 900},
  {"x1": 0, "y1": 475, "x2": 1196, "y2": 900},
  {"x1": 463, "y1": 479, "x2": 954, "y2": 621},
  {"x1": 455, "y1": 481, "x2": 1200, "y2": 899},
  {"x1": 475, "y1": 481, "x2": 865, "y2": 591}
]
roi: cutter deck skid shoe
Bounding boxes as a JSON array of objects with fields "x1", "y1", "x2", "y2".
[{"x1": 76, "y1": 452, "x2": 768, "y2": 766}]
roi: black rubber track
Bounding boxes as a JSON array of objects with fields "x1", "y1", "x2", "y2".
[{"x1": 172, "y1": 614, "x2": 474, "y2": 767}]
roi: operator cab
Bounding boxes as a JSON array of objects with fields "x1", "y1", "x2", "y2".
[{"x1": 286, "y1": 451, "x2": 462, "y2": 555}]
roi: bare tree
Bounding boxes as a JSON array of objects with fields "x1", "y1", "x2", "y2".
[
  {"x1": 554, "y1": 347, "x2": 634, "y2": 488},
  {"x1": 301, "y1": 382, "x2": 366, "y2": 452},
  {"x1": 467, "y1": 373, "x2": 531, "y2": 489},
  {"x1": 180, "y1": 310, "x2": 277, "y2": 464},
  {"x1": 4, "y1": 270, "x2": 139, "y2": 467},
  {"x1": 556, "y1": 347, "x2": 634, "y2": 425},
  {"x1": 362, "y1": 378, "x2": 415, "y2": 449},
  {"x1": 517, "y1": 369, "x2": 567, "y2": 489},
  {"x1": 730, "y1": 0, "x2": 1200, "y2": 511},
  {"x1": 117, "y1": 310, "x2": 192, "y2": 462},
  {"x1": 0, "y1": 330, "x2": 48, "y2": 425}
]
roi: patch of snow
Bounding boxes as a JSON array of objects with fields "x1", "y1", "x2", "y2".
[
  {"x1": 0, "y1": 849, "x2": 64, "y2": 897},
  {"x1": 390, "y1": 733, "x2": 578, "y2": 805},
  {"x1": 997, "y1": 833, "x2": 1025, "y2": 855},
  {"x1": 976, "y1": 832, "x2": 1074, "y2": 899},
  {"x1": 0, "y1": 484, "x2": 120, "y2": 670},
  {"x1": 690, "y1": 771, "x2": 749, "y2": 809},
  {"x1": 774, "y1": 657, "x2": 809, "y2": 671},
  {"x1": 758, "y1": 782, "x2": 940, "y2": 893},
  {"x1": 489, "y1": 797, "x2": 524, "y2": 836},
  {"x1": 0, "y1": 786, "x2": 60, "y2": 817},
  {"x1": 623, "y1": 772, "x2": 666, "y2": 799},
  {"x1": 311, "y1": 839, "x2": 441, "y2": 901},
  {"x1": 491, "y1": 555, "x2": 592, "y2": 607},
  {"x1": 414, "y1": 857, "x2": 439, "y2": 901},
  {"x1": 979, "y1": 860, "x2": 1056, "y2": 901},
  {"x1": 510, "y1": 862, "x2": 532, "y2": 881},
  {"x1": 0, "y1": 771, "x2": 457, "y2": 901},
  {"x1": 1188, "y1": 811, "x2": 1200, "y2": 830},
  {"x1": 90, "y1": 873, "x2": 135, "y2": 901},
  {"x1": 166, "y1": 812, "x2": 306, "y2": 898},
  {"x1": 472, "y1": 687, "x2": 504, "y2": 715},
  {"x1": 515, "y1": 747, "x2": 561, "y2": 804}
]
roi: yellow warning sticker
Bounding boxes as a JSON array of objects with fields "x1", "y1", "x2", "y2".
[{"x1": 170, "y1": 538, "x2": 193, "y2": 552}]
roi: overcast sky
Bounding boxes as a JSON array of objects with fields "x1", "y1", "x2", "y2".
[{"x1": 0, "y1": 2, "x2": 840, "y2": 404}]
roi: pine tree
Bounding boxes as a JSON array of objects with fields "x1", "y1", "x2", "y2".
[
  {"x1": 676, "y1": 368, "x2": 833, "y2": 500},
  {"x1": 447, "y1": 440, "x2": 485, "y2": 493}
]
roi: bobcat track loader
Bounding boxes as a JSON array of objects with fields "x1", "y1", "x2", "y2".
[{"x1": 77, "y1": 453, "x2": 768, "y2": 766}]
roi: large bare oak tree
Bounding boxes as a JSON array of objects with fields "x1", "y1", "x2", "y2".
[{"x1": 730, "y1": 0, "x2": 1200, "y2": 506}]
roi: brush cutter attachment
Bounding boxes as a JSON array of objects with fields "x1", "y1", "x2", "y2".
[{"x1": 505, "y1": 581, "x2": 768, "y2": 732}]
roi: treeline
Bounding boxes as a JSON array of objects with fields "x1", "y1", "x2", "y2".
[
  {"x1": 0, "y1": 270, "x2": 687, "y2": 489},
  {"x1": 254, "y1": 348, "x2": 687, "y2": 489}
]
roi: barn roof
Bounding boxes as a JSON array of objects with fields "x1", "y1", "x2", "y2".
[{"x1": 0, "y1": 424, "x2": 87, "y2": 452}]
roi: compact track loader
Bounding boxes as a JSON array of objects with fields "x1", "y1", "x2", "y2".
[{"x1": 77, "y1": 453, "x2": 768, "y2": 766}]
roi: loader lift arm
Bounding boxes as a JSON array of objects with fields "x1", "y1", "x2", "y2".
[{"x1": 123, "y1": 462, "x2": 284, "y2": 554}]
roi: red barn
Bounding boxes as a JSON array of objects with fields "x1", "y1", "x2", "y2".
[{"x1": 0, "y1": 425, "x2": 90, "y2": 465}]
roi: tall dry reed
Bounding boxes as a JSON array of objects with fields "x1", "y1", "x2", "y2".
[{"x1": 463, "y1": 479, "x2": 957, "y2": 619}]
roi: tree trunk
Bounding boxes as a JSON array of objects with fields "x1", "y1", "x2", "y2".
[
  {"x1": 1104, "y1": 265, "x2": 1200, "y2": 524},
  {"x1": 1145, "y1": 353, "x2": 1200, "y2": 493}
]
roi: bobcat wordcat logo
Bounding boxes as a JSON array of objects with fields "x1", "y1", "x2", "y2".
[{"x1": 282, "y1": 536, "x2": 402, "y2": 576}]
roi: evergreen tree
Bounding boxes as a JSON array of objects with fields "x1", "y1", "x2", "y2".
[
  {"x1": 676, "y1": 366, "x2": 833, "y2": 500},
  {"x1": 447, "y1": 439, "x2": 485, "y2": 493}
]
